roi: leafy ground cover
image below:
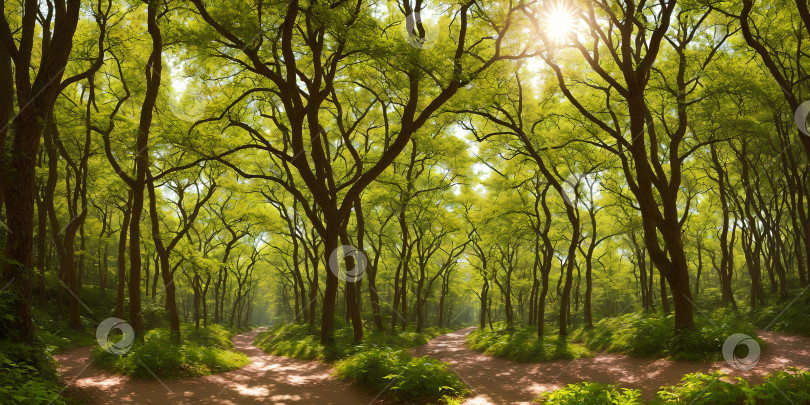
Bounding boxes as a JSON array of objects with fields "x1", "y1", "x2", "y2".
[
  {"x1": 466, "y1": 322, "x2": 592, "y2": 362},
  {"x1": 91, "y1": 323, "x2": 250, "y2": 379}
]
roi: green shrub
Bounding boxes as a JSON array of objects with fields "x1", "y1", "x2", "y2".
[
  {"x1": 254, "y1": 323, "x2": 450, "y2": 361},
  {"x1": 751, "y1": 295, "x2": 810, "y2": 336},
  {"x1": 333, "y1": 347, "x2": 467, "y2": 403},
  {"x1": 749, "y1": 368, "x2": 810, "y2": 404},
  {"x1": 0, "y1": 341, "x2": 68, "y2": 404},
  {"x1": 183, "y1": 324, "x2": 237, "y2": 349},
  {"x1": 539, "y1": 369, "x2": 810, "y2": 404},
  {"x1": 91, "y1": 325, "x2": 250, "y2": 379},
  {"x1": 255, "y1": 324, "x2": 321, "y2": 359},
  {"x1": 572, "y1": 310, "x2": 761, "y2": 361},
  {"x1": 466, "y1": 322, "x2": 591, "y2": 362},
  {"x1": 655, "y1": 371, "x2": 749, "y2": 404},
  {"x1": 536, "y1": 382, "x2": 643, "y2": 404}
]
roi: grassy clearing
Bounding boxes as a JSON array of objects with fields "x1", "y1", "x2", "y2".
[
  {"x1": 466, "y1": 322, "x2": 592, "y2": 362},
  {"x1": 91, "y1": 324, "x2": 250, "y2": 379},
  {"x1": 571, "y1": 309, "x2": 761, "y2": 361},
  {"x1": 537, "y1": 368, "x2": 810, "y2": 404}
]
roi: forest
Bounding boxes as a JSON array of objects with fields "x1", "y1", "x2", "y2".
[{"x1": 1, "y1": 0, "x2": 810, "y2": 404}]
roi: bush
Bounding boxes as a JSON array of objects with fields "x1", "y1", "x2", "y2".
[
  {"x1": 254, "y1": 324, "x2": 321, "y2": 359},
  {"x1": 254, "y1": 323, "x2": 450, "y2": 361},
  {"x1": 466, "y1": 322, "x2": 591, "y2": 362},
  {"x1": 655, "y1": 369, "x2": 810, "y2": 404},
  {"x1": 536, "y1": 382, "x2": 643, "y2": 404},
  {"x1": 0, "y1": 341, "x2": 68, "y2": 404},
  {"x1": 751, "y1": 295, "x2": 810, "y2": 336},
  {"x1": 749, "y1": 368, "x2": 810, "y2": 404},
  {"x1": 333, "y1": 347, "x2": 468, "y2": 403},
  {"x1": 536, "y1": 369, "x2": 810, "y2": 404},
  {"x1": 91, "y1": 324, "x2": 250, "y2": 379},
  {"x1": 256, "y1": 325, "x2": 465, "y2": 403},
  {"x1": 656, "y1": 371, "x2": 748, "y2": 404},
  {"x1": 32, "y1": 308, "x2": 96, "y2": 355},
  {"x1": 571, "y1": 310, "x2": 761, "y2": 361}
]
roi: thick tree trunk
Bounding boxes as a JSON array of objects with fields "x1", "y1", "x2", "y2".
[
  {"x1": 117, "y1": 194, "x2": 132, "y2": 318},
  {"x1": 36, "y1": 185, "x2": 47, "y2": 307},
  {"x1": 0, "y1": 0, "x2": 81, "y2": 349},
  {"x1": 479, "y1": 279, "x2": 488, "y2": 330},
  {"x1": 320, "y1": 226, "x2": 340, "y2": 345}
]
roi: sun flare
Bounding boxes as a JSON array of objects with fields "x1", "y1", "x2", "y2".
[{"x1": 543, "y1": 2, "x2": 578, "y2": 44}]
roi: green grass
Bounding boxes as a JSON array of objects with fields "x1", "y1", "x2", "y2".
[
  {"x1": 466, "y1": 322, "x2": 592, "y2": 362},
  {"x1": 255, "y1": 323, "x2": 466, "y2": 403},
  {"x1": 571, "y1": 309, "x2": 761, "y2": 361},
  {"x1": 254, "y1": 322, "x2": 450, "y2": 361},
  {"x1": 750, "y1": 296, "x2": 810, "y2": 336},
  {"x1": 333, "y1": 347, "x2": 468, "y2": 404},
  {"x1": 32, "y1": 307, "x2": 97, "y2": 355},
  {"x1": 655, "y1": 368, "x2": 810, "y2": 404},
  {"x1": 536, "y1": 382, "x2": 643, "y2": 404},
  {"x1": 536, "y1": 368, "x2": 810, "y2": 404},
  {"x1": 91, "y1": 324, "x2": 250, "y2": 379}
]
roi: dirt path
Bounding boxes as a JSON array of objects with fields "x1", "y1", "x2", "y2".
[
  {"x1": 410, "y1": 328, "x2": 810, "y2": 405},
  {"x1": 55, "y1": 328, "x2": 374, "y2": 404}
]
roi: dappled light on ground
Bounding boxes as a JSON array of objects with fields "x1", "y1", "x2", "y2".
[
  {"x1": 410, "y1": 327, "x2": 810, "y2": 404},
  {"x1": 55, "y1": 328, "x2": 373, "y2": 404}
]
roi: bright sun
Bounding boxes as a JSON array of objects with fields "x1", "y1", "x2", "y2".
[{"x1": 543, "y1": 2, "x2": 578, "y2": 44}]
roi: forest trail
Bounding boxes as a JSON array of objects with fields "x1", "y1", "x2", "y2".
[
  {"x1": 410, "y1": 327, "x2": 810, "y2": 404},
  {"x1": 55, "y1": 327, "x2": 374, "y2": 404}
]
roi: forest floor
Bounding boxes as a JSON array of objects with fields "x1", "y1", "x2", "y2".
[
  {"x1": 55, "y1": 326, "x2": 810, "y2": 404},
  {"x1": 410, "y1": 327, "x2": 810, "y2": 404},
  {"x1": 54, "y1": 327, "x2": 374, "y2": 404}
]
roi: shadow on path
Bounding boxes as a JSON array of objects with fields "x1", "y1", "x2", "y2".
[
  {"x1": 55, "y1": 327, "x2": 374, "y2": 404},
  {"x1": 410, "y1": 327, "x2": 810, "y2": 405}
]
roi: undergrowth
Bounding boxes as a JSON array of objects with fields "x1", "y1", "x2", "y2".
[
  {"x1": 254, "y1": 322, "x2": 449, "y2": 361},
  {"x1": 571, "y1": 309, "x2": 761, "y2": 361},
  {"x1": 91, "y1": 323, "x2": 250, "y2": 379},
  {"x1": 466, "y1": 322, "x2": 592, "y2": 362},
  {"x1": 538, "y1": 368, "x2": 810, "y2": 404},
  {"x1": 254, "y1": 322, "x2": 466, "y2": 403},
  {"x1": 333, "y1": 347, "x2": 468, "y2": 404},
  {"x1": 0, "y1": 341, "x2": 68, "y2": 405}
]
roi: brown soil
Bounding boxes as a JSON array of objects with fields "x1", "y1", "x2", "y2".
[
  {"x1": 54, "y1": 328, "x2": 374, "y2": 404},
  {"x1": 410, "y1": 327, "x2": 810, "y2": 404},
  {"x1": 55, "y1": 326, "x2": 810, "y2": 404}
]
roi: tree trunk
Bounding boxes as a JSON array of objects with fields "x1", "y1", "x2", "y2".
[{"x1": 117, "y1": 194, "x2": 132, "y2": 318}]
